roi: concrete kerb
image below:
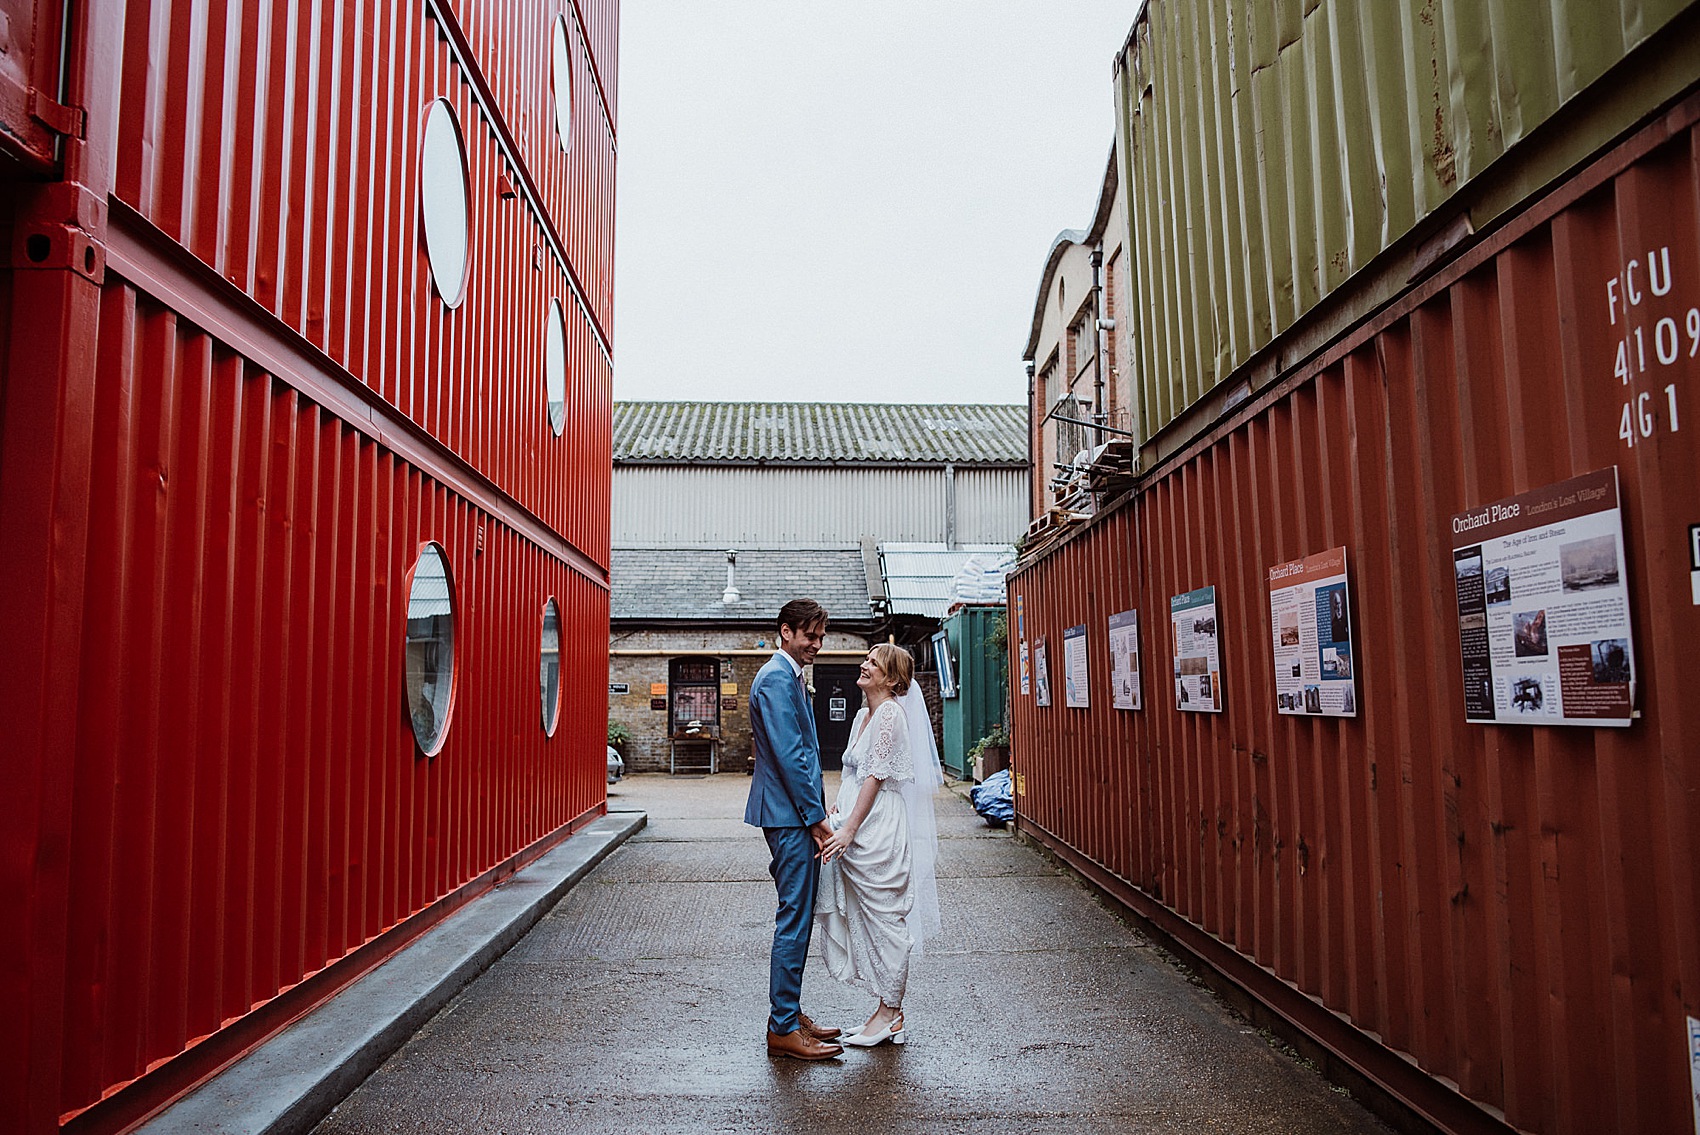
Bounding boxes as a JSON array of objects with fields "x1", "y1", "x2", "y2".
[{"x1": 135, "y1": 810, "x2": 647, "y2": 1135}]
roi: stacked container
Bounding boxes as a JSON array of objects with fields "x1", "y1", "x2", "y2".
[{"x1": 0, "y1": 5, "x2": 616, "y2": 1133}]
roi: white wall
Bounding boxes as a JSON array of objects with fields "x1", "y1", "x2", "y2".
[{"x1": 612, "y1": 464, "x2": 1026, "y2": 547}]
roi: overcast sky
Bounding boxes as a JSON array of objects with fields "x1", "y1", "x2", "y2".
[{"x1": 612, "y1": 2, "x2": 1138, "y2": 406}]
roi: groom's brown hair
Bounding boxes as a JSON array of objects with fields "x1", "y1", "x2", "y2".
[{"x1": 777, "y1": 598, "x2": 828, "y2": 634}]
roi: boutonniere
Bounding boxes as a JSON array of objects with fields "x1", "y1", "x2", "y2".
[{"x1": 806, "y1": 683, "x2": 816, "y2": 696}]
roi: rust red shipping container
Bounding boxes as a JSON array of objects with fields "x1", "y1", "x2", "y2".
[{"x1": 1010, "y1": 97, "x2": 1700, "y2": 1135}]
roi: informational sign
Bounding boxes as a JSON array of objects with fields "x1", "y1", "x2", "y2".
[
  {"x1": 720, "y1": 681, "x2": 738, "y2": 695},
  {"x1": 609, "y1": 683, "x2": 630, "y2": 696},
  {"x1": 721, "y1": 696, "x2": 737, "y2": 711},
  {"x1": 1018, "y1": 640, "x2": 1031, "y2": 695},
  {"x1": 649, "y1": 682, "x2": 667, "y2": 696},
  {"x1": 1690, "y1": 524, "x2": 1700, "y2": 606},
  {"x1": 1063, "y1": 624, "x2": 1089, "y2": 708},
  {"x1": 1107, "y1": 609, "x2": 1141, "y2": 710},
  {"x1": 650, "y1": 697, "x2": 667, "y2": 711},
  {"x1": 1452, "y1": 467, "x2": 1637, "y2": 727},
  {"x1": 1687, "y1": 1014, "x2": 1700, "y2": 1135},
  {"x1": 1268, "y1": 547, "x2": 1358, "y2": 717},
  {"x1": 829, "y1": 696, "x2": 847, "y2": 721},
  {"x1": 1016, "y1": 593, "x2": 1025, "y2": 638},
  {"x1": 1171, "y1": 586, "x2": 1222, "y2": 713},
  {"x1": 1033, "y1": 637, "x2": 1052, "y2": 707}
]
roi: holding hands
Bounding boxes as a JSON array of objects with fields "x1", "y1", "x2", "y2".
[{"x1": 819, "y1": 808, "x2": 857, "y2": 863}]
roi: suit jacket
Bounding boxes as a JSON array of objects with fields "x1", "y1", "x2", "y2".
[{"x1": 743, "y1": 652, "x2": 826, "y2": 829}]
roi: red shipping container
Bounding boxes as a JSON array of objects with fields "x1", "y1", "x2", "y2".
[
  {"x1": 1010, "y1": 91, "x2": 1700, "y2": 1135},
  {"x1": 0, "y1": 4, "x2": 617, "y2": 1133}
]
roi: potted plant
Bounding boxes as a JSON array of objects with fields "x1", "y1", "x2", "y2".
[{"x1": 966, "y1": 722, "x2": 1011, "y2": 782}]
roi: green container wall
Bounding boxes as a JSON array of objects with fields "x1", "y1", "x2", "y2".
[
  {"x1": 1115, "y1": 0, "x2": 1698, "y2": 445},
  {"x1": 940, "y1": 606, "x2": 1008, "y2": 778}
]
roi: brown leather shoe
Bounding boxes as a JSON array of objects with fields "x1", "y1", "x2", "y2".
[
  {"x1": 767, "y1": 1028, "x2": 843, "y2": 1061},
  {"x1": 799, "y1": 1012, "x2": 841, "y2": 1041}
]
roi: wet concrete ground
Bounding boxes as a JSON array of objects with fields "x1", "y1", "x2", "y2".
[{"x1": 314, "y1": 774, "x2": 1388, "y2": 1135}]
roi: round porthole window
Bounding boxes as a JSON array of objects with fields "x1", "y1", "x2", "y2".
[
  {"x1": 551, "y1": 16, "x2": 573, "y2": 152},
  {"x1": 405, "y1": 543, "x2": 457, "y2": 756},
  {"x1": 420, "y1": 98, "x2": 471, "y2": 308},
  {"x1": 545, "y1": 298, "x2": 567, "y2": 435},
  {"x1": 541, "y1": 598, "x2": 561, "y2": 736}
]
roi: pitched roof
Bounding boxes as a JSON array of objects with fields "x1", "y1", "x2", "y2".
[
  {"x1": 613, "y1": 402, "x2": 1026, "y2": 466},
  {"x1": 610, "y1": 547, "x2": 873, "y2": 625}
]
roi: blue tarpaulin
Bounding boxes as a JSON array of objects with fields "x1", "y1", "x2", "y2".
[{"x1": 971, "y1": 769, "x2": 1014, "y2": 825}]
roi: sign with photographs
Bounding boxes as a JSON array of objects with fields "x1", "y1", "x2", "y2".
[
  {"x1": 1687, "y1": 1015, "x2": 1700, "y2": 1135},
  {"x1": 1016, "y1": 594, "x2": 1031, "y2": 695},
  {"x1": 1033, "y1": 637, "x2": 1052, "y2": 707},
  {"x1": 1451, "y1": 467, "x2": 1636, "y2": 727},
  {"x1": 1690, "y1": 524, "x2": 1700, "y2": 606},
  {"x1": 1063, "y1": 624, "x2": 1089, "y2": 708},
  {"x1": 1107, "y1": 609, "x2": 1141, "y2": 710},
  {"x1": 1170, "y1": 586, "x2": 1222, "y2": 713},
  {"x1": 1268, "y1": 547, "x2": 1358, "y2": 718}
]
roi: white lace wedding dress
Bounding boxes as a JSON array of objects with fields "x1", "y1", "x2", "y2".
[{"x1": 816, "y1": 699, "x2": 915, "y2": 1006}]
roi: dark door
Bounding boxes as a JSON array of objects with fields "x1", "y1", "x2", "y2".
[{"x1": 811, "y1": 665, "x2": 863, "y2": 771}]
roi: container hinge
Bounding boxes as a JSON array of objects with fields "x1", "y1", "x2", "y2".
[
  {"x1": 12, "y1": 184, "x2": 107, "y2": 280},
  {"x1": 28, "y1": 88, "x2": 85, "y2": 139}
]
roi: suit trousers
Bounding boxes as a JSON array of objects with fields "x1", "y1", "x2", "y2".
[{"x1": 763, "y1": 825, "x2": 821, "y2": 1035}]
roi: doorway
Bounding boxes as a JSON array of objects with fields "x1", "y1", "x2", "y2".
[{"x1": 811, "y1": 664, "x2": 863, "y2": 771}]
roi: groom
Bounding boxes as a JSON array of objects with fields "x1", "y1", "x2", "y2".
[{"x1": 745, "y1": 598, "x2": 844, "y2": 1060}]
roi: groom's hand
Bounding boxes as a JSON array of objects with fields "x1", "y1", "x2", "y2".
[{"x1": 809, "y1": 820, "x2": 832, "y2": 853}]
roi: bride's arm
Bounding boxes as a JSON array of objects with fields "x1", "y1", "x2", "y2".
[
  {"x1": 819, "y1": 774, "x2": 882, "y2": 862},
  {"x1": 820, "y1": 705, "x2": 902, "y2": 861}
]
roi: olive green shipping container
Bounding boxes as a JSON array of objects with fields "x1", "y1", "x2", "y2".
[{"x1": 1115, "y1": 0, "x2": 1700, "y2": 455}]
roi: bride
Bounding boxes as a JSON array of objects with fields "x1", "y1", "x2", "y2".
[{"x1": 815, "y1": 643, "x2": 943, "y2": 1047}]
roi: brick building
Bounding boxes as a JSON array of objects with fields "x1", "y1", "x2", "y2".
[
  {"x1": 608, "y1": 401, "x2": 1026, "y2": 772},
  {"x1": 1022, "y1": 143, "x2": 1134, "y2": 526}
]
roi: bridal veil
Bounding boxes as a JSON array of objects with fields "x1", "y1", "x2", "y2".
[{"x1": 897, "y1": 683, "x2": 943, "y2": 952}]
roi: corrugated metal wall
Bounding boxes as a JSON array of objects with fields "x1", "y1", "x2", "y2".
[
  {"x1": 940, "y1": 606, "x2": 1007, "y2": 778},
  {"x1": 1010, "y1": 95, "x2": 1700, "y2": 1135},
  {"x1": 1115, "y1": 0, "x2": 1696, "y2": 441},
  {"x1": 59, "y1": 293, "x2": 611, "y2": 1119},
  {"x1": 0, "y1": 3, "x2": 616, "y2": 1133},
  {"x1": 611, "y1": 465, "x2": 1028, "y2": 547},
  {"x1": 107, "y1": 0, "x2": 613, "y2": 563}
]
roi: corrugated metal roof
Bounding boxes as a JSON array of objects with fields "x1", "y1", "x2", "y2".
[
  {"x1": 878, "y1": 542, "x2": 1015, "y2": 619},
  {"x1": 613, "y1": 402, "x2": 1027, "y2": 466},
  {"x1": 609, "y1": 546, "x2": 873, "y2": 624}
]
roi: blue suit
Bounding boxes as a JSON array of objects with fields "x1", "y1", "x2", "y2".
[{"x1": 745, "y1": 652, "x2": 826, "y2": 1034}]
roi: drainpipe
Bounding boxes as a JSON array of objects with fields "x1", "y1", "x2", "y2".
[
  {"x1": 944, "y1": 463, "x2": 957, "y2": 550},
  {"x1": 1090, "y1": 247, "x2": 1106, "y2": 447},
  {"x1": 1024, "y1": 361, "x2": 1036, "y2": 521},
  {"x1": 721, "y1": 548, "x2": 740, "y2": 605}
]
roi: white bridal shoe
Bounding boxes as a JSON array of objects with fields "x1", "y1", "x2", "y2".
[{"x1": 841, "y1": 1015, "x2": 905, "y2": 1047}]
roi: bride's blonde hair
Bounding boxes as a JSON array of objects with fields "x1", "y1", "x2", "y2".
[{"x1": 869, "y1": 643, "x2": 913, "y2": 696}]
